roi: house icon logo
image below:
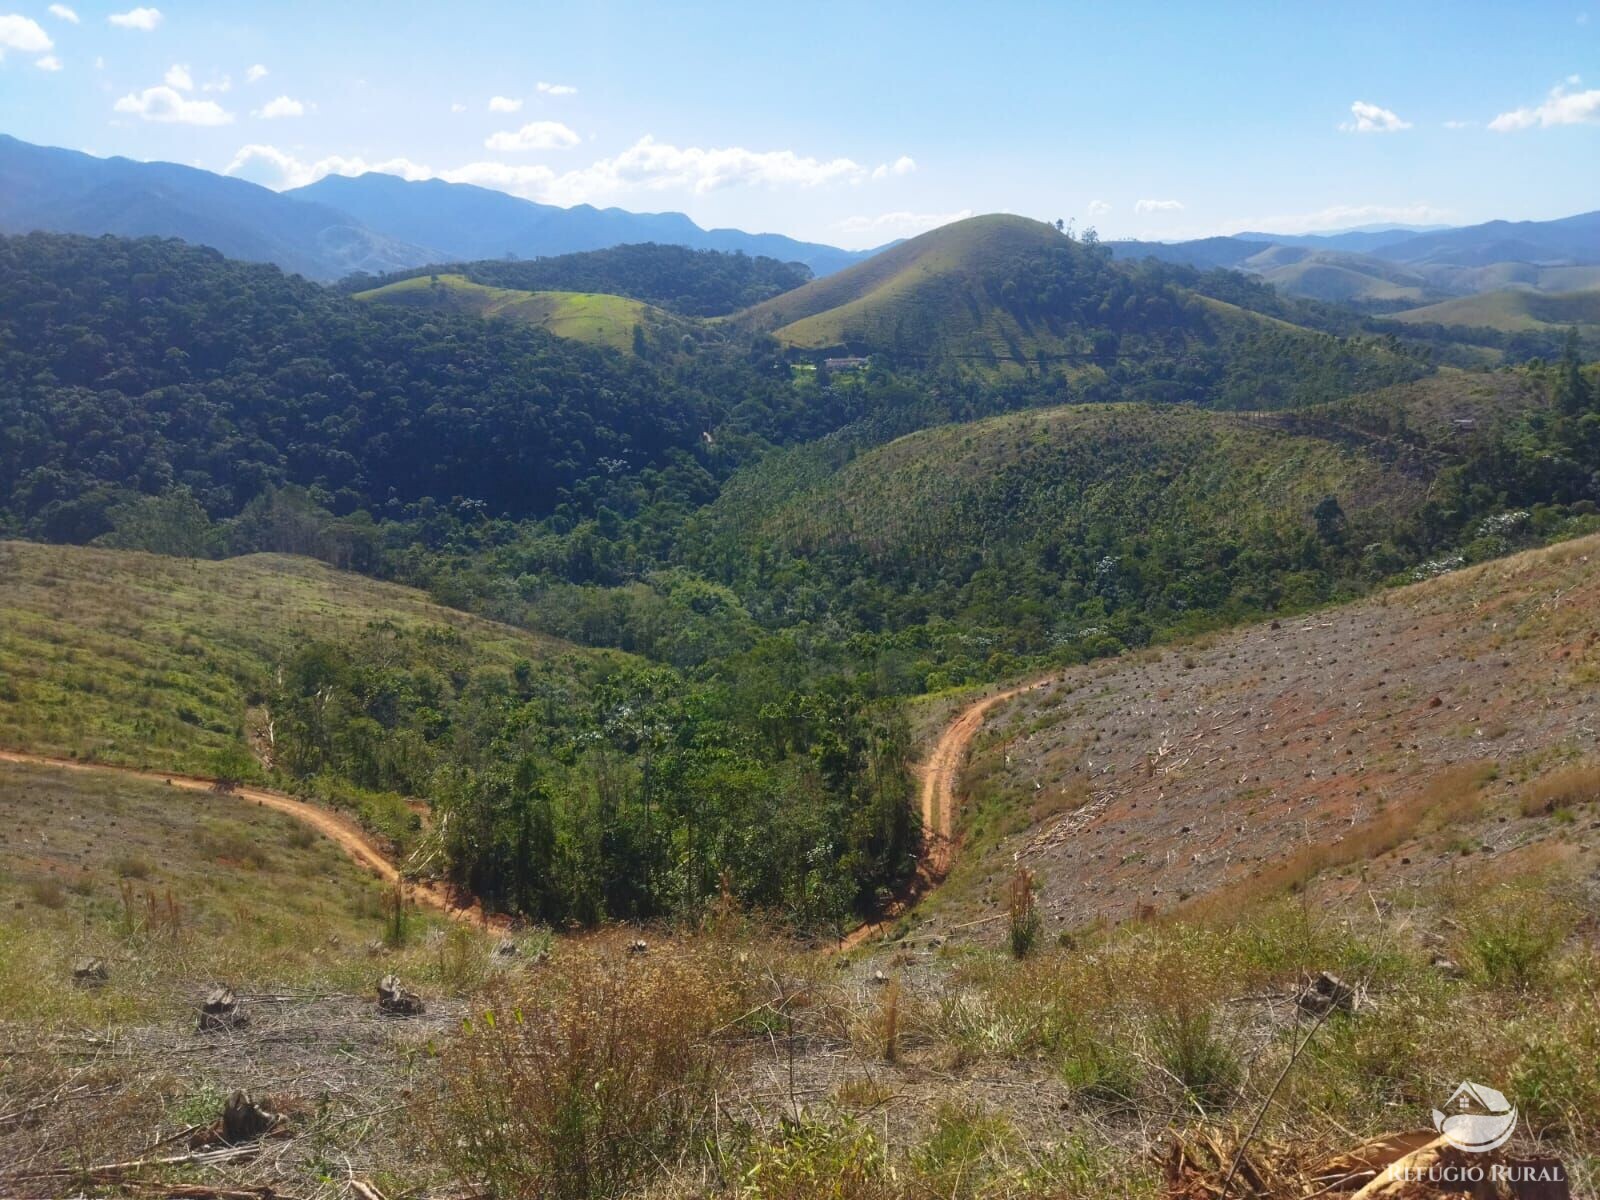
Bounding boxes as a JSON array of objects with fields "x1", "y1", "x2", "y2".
[{"x1": 1431, "y1": 1081, "x2": 1517, "y2": 1152}]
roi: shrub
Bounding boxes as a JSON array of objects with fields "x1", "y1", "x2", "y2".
[
  {"x1": 739, "y1": 1116, "x2": 893, "y2": 1200},
  {"x1": 1461, "y1": 890, "x2": 1570, "y2": 990},
  {"x1": 1007, "y1": 866, "x2": 1041, "y2": 960},
  {"x1": 910, "y1": 1103, "x2": 1014, "y2": 1199},
  {"x1": 1149, "y1": 1003, "x2": 1240, "y2": 1113},
  {"x1": 425, "y1": 946, "x2": 733, "y2": 1200}
]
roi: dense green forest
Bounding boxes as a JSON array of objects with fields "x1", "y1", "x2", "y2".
[
  {"x1": 266, "y1": 624, "x2": 914, "y2": 926},
  {"x1": 3, "y1": 229, "x2": 1596, "y2": 926},
  {"x1": 342, "y1": 241, "x2": 813, "y2": 317}
]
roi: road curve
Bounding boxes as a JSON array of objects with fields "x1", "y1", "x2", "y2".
[
  {"x1": 838, "y1": 674, "x2": 1054, "y2": 950},
  {"x1": 917, "y1": 676, "x2": 1054, "y2": 875},
  {"x1": 5, "y1": 675, "x2": 1054, "y2": 946},
  {"x1": 0, "y1": 749, "x2": 488, "y2": 924}
]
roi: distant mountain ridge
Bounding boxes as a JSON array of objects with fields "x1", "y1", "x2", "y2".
[
  {"x1": 0, "y1": 133, "x2": 868, "y2": 281},
  {"x1": 0, "y1": 134, "x2": 430, "y2": 279},
  {"x1": 1108, "y1": 209, "x2": 1600, "y2": 308},
  {"x1": 287, "y1": 172, "x2": 869, "y2": 277}
]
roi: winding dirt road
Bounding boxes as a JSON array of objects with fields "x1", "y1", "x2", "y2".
[
  {"x1": 837, "y1": 674, "x2": 1054, "y2": 949},
  {"x1": 4, "y1": 674, "x2": 1052, "y2": 945},
  {"x1": 916, "y1": 676, "x2": 1054, "y2": 875},
  {"x1": 0, "y1": 749, "x2": 486, "y2": 924}
]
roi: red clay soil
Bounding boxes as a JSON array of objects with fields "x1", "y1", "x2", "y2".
[{"x1": 0, "y1": 749, "x2": 500, "y2": 926}]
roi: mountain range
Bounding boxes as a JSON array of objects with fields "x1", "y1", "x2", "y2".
[
  {"x1": 1110, "y1": 210, "x2": 1600, "y2": 309},
  {"x1": 0, "y1": 133, "x2": 869, "y2": 281},
  {"x1": 2, "y1": 131, "x2": 1595, "y2": 328}
]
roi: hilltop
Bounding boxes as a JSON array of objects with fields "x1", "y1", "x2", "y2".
[
  {"x1": 1112, "y1": 208, "x2": 1600, "y2": 310},
  {"x1": 733, "y1": 214, "x2": 1427, "y2": 399},
  {"x1": 691, "y1": 399, "x2": 1439, "y2": 657}
]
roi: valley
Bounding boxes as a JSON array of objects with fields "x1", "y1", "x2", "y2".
[{"x1": 1, "y1": 134, "x2": 1598, "y2": 1195}]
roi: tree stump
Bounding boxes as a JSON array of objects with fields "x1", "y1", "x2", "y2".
[
  {"x1": 198, "y1": 986, "x2": 247, "y2": 1031},
  {"x1": 1296, "y1": 970, "x2": 1360, "y2": 1015},
  {"x1": 72, "y1": 957, "x2": 109, "y2": 987},
  {"x1": 377, "y1": 974, "x2": 424, "y2": 1015},
  {"x1": 220, "y1": 1090, "x2": 280, "y2": 1143}
]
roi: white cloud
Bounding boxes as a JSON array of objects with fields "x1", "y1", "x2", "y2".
[
  {"x1": 488, "y1": 95, "x2": 522, "y2": 113},
  {"x1": 228, "y1": 135, "x2": 884, "y2": 206},
  {"x1": 114, "y1": 85, "x2": 232, "y2": 125},
  {"x1": 1442, "y1": 119, "x2": 1475, "y2": 129},
  {"x1": 256, "y1": 94, "x2": 306, "y2": 119},
  {"x1": 536, "y1": 80, "x2": 576, "y2": 96},
  {"x1": 47, "y1": 4, "x2": 78, "y2": 22},
  {"x1": 1489, "y1": 79, "x2": 1600, "y2": 131},
  {"x1": 245, "y1": 63, "x2": 267, "y2": 83},
  {"x1": 163, "y1": 62, "x2": 192, "y2": 90},
  {"x1": 1232, "y1": 202, "x2": 1453, "y2": 236},
  {"x1": 484, "y1": 120, "x2": 580, "y2": 152},
  {"x1": 833, "y1": 209, "x2": 972, "y2": 239},
  {"x1": 36, "y1": 53, "x2": 60, "y2": 69},
  {"x1": 870, "y1": 154, "x2": 916, "y2": 180},
  {"x1": 0, "y1": 14, "x2": 53, "y2": 56},
  {"x1": 450, "y1": 101, "x2": 466, "y2": 113},
  {"x1": 1087, "y1": 199, "x2": 1112, "y2": 217},
  {"x1": 537, "y1": 135, "x2": 869, "y2": 202},
  {"x1": 1340, "y1": 100, "x2": 1411, "y2": 133},
  {"x1": 226, "y1": 143, "x2": 432, "y2": 189},
  {"x1": 1135, "y1": 198, "x2": 1184, "y2": 214},
  {"x1": 108, "y1": 7, "x2": 162, "y2": 31},
  {"x1": 203, "y1": 74, "x2": 231, "y2": 93}
]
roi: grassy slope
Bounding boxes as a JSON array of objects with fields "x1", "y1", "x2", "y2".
[
  {"x1": 732, "y1": 213, "x2": 1274, "y2": 367},
  {"x1": 1257, "y1": 260, "x2": 1426, "y2": 303},
  {"x1": 353, "y1": 272, "x2": 691, "y2": 351},
  {"x1": 1307, "y1": 368, "x2": 1548, "y2": 440},
  {"x1": 700, "y1": 402, "x2": 1425, "y2": 571},
  {"x1": 736, "y1": 215, "x2": 1066, "y2": 348},
  {"x1": 1392, "y1": 286, "x2": 1600, "y2": 331},
  {"x1": 0, "y1": 541, "x2": 613, "y2": 775},
  {"x1": 1241, "y1": 247, "x2": 1431, "y2": 304}
]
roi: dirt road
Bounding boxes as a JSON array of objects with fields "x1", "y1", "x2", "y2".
[
  {"x1": 4, "y1": 674, "x2": 1051, "y2": 944},
  {"x1": 0, "y1": 749, "x2": 487, "y2": 924},
  {"x1": 837, "y1": 675, "x2": 1053, "y2": 949},
  {"x1": 917, "y1": 676, "x2": 1053, "y2": 875}
]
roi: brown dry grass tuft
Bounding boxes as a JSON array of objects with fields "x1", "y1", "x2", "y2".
[
  {"x1": 1185, "y1": 762, "x2": 1496, "y2": 917},
  {"x1": 422, "y1": 941, "x2": 740, "y2": 1200},
  {"x1": 1519, "y1": 761, "x2": 1600, "y2": 816}
]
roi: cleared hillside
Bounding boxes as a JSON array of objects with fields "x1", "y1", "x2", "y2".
[
  {"x1": 1392, "y1": 286, "x2": 1600, "y2": 332},
  {"x1": 947, "y1": 533, "x2": 1600, "y2": 932},
  {"x1": 0, "y1": 541, "x2": 616, "y2": 777},
  {"x1": 353, "y1": 272, "x2": 696, "y2": 351}
]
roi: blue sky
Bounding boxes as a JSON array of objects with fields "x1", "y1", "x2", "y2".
[{"x1": 2, "y1": 1, "x2": 1597, "y2": 248}]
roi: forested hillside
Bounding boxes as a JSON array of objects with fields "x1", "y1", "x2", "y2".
[
  {"x1": 349, "y1": 242, "x2": 813, "y2": 317},
  {"x1": 0, "y1": 233, "x2": 832, "y2": 544},
  {"x1": 3, "y1": 228, "x2": 1595, "y2": 703},
  {"x1": 736, "y1": 214, "x2": 1429, "y2": 404},
  {"x1": 0, "y1": 540, "x2": 916, "y2": 927}
]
